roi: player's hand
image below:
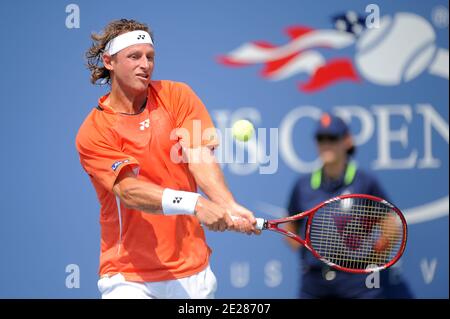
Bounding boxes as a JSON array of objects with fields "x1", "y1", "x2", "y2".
[
  {"x1": 225, "y1": 202, "x2": 261, "y2": 235},
  {"x1": 194, "y1": 197, "x2": 234, "y2": 232}
]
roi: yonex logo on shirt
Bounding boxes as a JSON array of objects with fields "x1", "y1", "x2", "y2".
[
  {"x1": 139, "y1": 119, "x2": 150, "y2": 130},
  {"x1": 173, "y1": 197, "x2": 182, "y2": 204}
]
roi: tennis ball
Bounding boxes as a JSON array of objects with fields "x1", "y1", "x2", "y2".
[{"x1": 232, "y1": 120, "x2": 254, "y2": 142}]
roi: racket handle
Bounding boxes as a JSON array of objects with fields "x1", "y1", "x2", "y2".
[
  {"x1": 230, "y1": 216, "x2": 266, "y2": 230},
  {"x1": 255, "y1": 218, "x2": 266, "y2": 230}
]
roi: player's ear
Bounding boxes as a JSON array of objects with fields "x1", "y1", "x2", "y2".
[{"x1": 102, "y1": 53, "x2": 114, "y2": 71}]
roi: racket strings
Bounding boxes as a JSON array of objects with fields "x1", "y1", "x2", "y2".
[{"x1": 309, "y1": 198, "x2": 403, "y2": 271}]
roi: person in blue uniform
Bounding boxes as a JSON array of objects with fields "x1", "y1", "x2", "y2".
[{"x1": 285, "y1": 113, "x2": 413, "y2": 299}]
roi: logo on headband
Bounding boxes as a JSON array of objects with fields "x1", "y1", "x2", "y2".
[{"x1": 137, "y1": 34, "x2": 146, "y2": 40}]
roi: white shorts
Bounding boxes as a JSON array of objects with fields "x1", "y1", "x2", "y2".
[{"x1": 97, "y1": 265, "x2": 217, "y2": 299}]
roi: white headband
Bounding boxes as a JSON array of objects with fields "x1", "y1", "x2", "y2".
[{"x1": 104, "y1": 30, "x2": 153, "y2": 55}]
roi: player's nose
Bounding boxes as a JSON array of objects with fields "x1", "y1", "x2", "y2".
[{"x1": 139, "y1": 56, "x2": 151, "y2": 70}]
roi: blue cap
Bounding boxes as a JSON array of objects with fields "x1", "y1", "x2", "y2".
[{"x1": 314, "y1": 113, "x2": 349, "y2": 138}]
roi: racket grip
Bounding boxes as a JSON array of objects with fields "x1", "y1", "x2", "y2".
[
  {"x1": 255, "y1": 218, "x2": 266, "y2": 230},
  {"x1": 230, "y1": 216, "x2": 266, "y2": 230}
]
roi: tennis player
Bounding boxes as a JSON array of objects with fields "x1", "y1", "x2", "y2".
[{"x1": 76, "y1": 19, "x2": 258, "y2": 299}]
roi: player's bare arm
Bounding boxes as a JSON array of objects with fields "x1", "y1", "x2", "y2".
[
  {"x1": 112, "y1": 166, "x2": 164, "y2": 213},
  {"x1": 112, "y1": 165, "x2": 233, "y2": 231},
  {"x1": 185, "y1": 145, "x2": 259, "y2": 234}
]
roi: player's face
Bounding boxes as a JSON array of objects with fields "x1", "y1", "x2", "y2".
[
  {"x1": 110, "y1": 44, "x2": 154, "y2": 92},
  {"x1": 316, "y1": 135, "x2": 347, "y2": 165}
]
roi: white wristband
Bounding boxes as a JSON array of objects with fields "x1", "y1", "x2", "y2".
[{"x1": 162, "y1": 188, "x2": 200, "y2": 215}]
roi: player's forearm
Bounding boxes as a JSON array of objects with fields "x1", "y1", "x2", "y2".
[
  {"x1": 192, "y1": 163, "x2": 235, "y2": 206},
  {"x1": 188, "y1": 154, "x2": 235, "y2": 206},
  {"x1": 115, "y1": 178, "x2": 164, "y2": 214},
  {"x1": 187, "y1": 147, "x2": 258, "y2": 233}
]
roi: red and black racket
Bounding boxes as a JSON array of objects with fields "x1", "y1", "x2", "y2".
[{"x1": 255, "y1": 194, "x2": 407, "y2": 273}]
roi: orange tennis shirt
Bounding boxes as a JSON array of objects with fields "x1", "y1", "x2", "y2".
[{"x1": 75, "y1": 80, "x2": 219, "y2": 282}]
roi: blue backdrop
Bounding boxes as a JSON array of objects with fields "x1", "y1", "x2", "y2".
[{"x1": 0, "y1": 0, "x2": 448, "y2": 298}]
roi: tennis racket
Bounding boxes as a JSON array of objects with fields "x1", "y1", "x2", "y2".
[{"x1": 253, "y1": 194, "x2": 407, "y2": 273}]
